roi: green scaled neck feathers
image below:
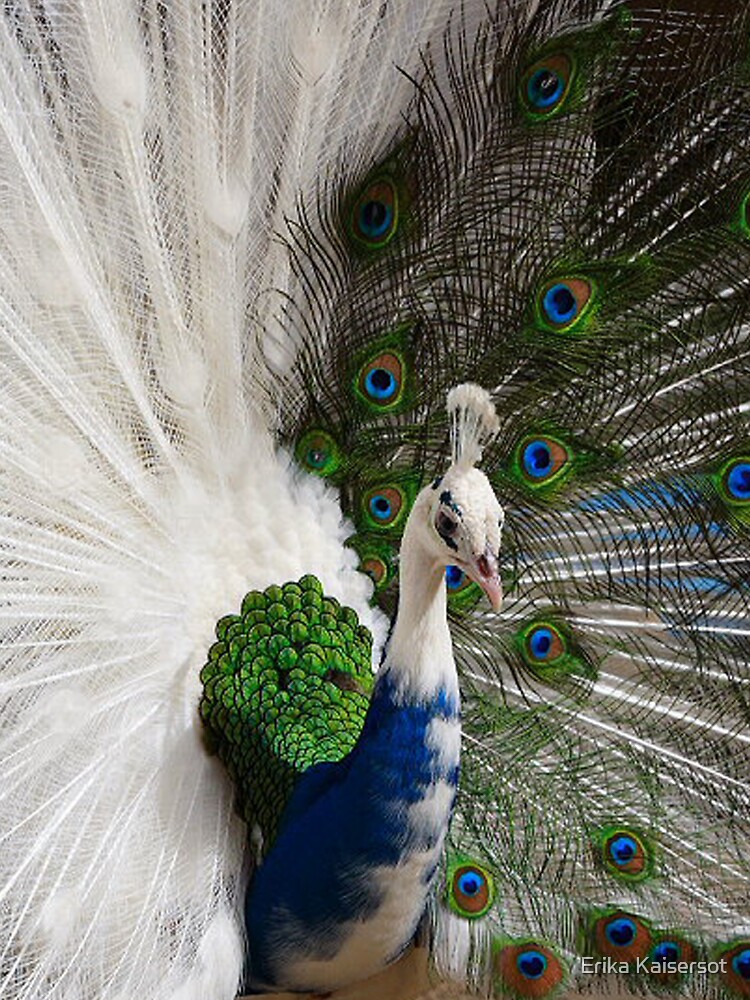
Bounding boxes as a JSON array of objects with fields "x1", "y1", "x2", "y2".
[{"x1": 199, "y1": 575, "x2": 373, "y2": 847}]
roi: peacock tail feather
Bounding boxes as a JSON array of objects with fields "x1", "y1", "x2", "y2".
[{"x1": 276, "y1": 0, "x2": 750, "y2": 994}]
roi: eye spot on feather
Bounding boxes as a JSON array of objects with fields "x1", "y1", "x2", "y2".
[
  {"x1": 606, "y1": 918, "x2": 636, "y2": 947},
  {"x1": 447, "y1": 862, "x2": 494, "y2": 918},
  {"x1": 361, "y1": 556, "x2": 387, "y2": 586},
  {"x1": 363, "y1": 485, "x2": 405, "y2": 529},
  {"x1": 539, "y1": 278, "x2": 592, "y2": 330},
  {"x1": 521, "y1": 54, "x2": 573, "y2": 117},
  {"x1": 295, "y1": 429, "x2": 342, "y2": 477},
  {"x1": 596, "y1": 826, "x2": 653, "y2": 882},
  {"x1": 647, "y1": 937, "x2": 696, "y2": 982},
  {"x1": 445, "y1": 565, "x2": 481, "y2": 612},
  {"x1": 724, "y1": 459, "x2": 750, "y2": 502},
  {"x1": 493, "y1": 940, "x2": 565, "y2": 997},
  {"x1": 350, "y1": 177, "x2": 398, "y2": 247},
  {"x1": 517, "y1": 949, "x2": 547, "y2": 979},
  {"x1": 526, "y1": 624, "x2": 563, "y2": 662},
  {"x1": 356, "y1": 351, "x2": 404, "y2": 409},
  {"x1": 352, "y1": 538, "x2": 395, "y2": 591},
  {"x1": 607, "y1": 833, "x2": 642, "y2": 871},
  {"x1": 520, "y1": 437, "x2": 570, "y2": 484},
  {"x1": 516, "y1": 618, "x2": 594, "y2": 683},
  {"x1": 733, "y1": 949, "x2": 750, "y2": 980},
  {"x1": 592, "y1": 911, "x2": 652, "y2": 964},
  {"x1": 716, "y1": 942, "x2": 750, "y2": 995},
  {"x1": 370, "y1": 493, "x2": 392, "y2": 520},
  {"x1": 652, "y1": 942, "x2": 680, "y2": 965}
]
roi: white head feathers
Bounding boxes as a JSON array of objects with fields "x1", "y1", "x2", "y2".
[{"x1": 447, "y1": 384, "x2": 499, "y2": 469}]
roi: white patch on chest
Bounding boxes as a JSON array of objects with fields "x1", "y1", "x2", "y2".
[
  {"x1": 285, "y1": 843, "x2": 444, "y2": 991},
  {"x1": 425, "y1": 716, "x2": 461, "y2": 772}
]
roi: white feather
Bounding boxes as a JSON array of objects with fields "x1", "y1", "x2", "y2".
[{"x1": 0, "y1": 2, "x2": 457, "y2": 997}]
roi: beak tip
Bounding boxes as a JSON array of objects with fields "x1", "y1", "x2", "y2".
[
  {"x1": 465, "y1": 550, "x2": 502, "y2": 611},
  {"x1": 486, "y1": 584, "x2": 503, "y2": 612},
  {"x1": 477, "y1": 575, "x2": 502, "y2": 612}
]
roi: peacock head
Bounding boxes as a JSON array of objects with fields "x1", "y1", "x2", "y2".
[{"x1": 411, "y1": 385, "x2": 504, "y2": 610}]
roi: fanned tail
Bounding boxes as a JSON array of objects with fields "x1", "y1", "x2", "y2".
[{"x1": 280, "y1": 1, "x2": 750, "y2": 995}]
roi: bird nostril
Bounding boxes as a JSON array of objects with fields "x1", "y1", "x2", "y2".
[{"x1": 477, "y1": 554, "x2": 490, "y2": 577}]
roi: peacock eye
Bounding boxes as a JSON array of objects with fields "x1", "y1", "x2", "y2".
[
  {"x1": 525, "y1": 624, "x2": 564, "y2": 662},
  {"x1": 520, "y1": 436, "x2": 570, "y2": 484},
  {"x1": 521, "y1": 54, "x2": 573, "y2": 116},
  {"x1": 436, "y1": 510, "x2": 458, "y2": 536},
  {"x1": 591, "y1": 908, "x2": 654, "y2": 962},
  {"x1": 350, "y1": 177, "x2": 398, "y2": 247},
  {"x1": 716, "y1": 942, "x2": 750, "y2": 993},
  {"x1": 295, "y1": 429, "x2": 342, "y2": 478},
  {"x1": 539, "y1": 278, "x2": 592, "y2": 330},
  {"x1": 494, "y1": 941, "x2": 566, "y2": 995},
  {"x1": 724, "y1": 459, "x2": 750, "y2": 502},
  {"x1": 652, "y1": 942, "x2": 680, "y2": 966},
  {"x1": 448, "y1": 862, "x2": 494, "y2": 918},
  {"x1": 363, "y1": 485, "x2": 407, "y2": 530},
  {"x1": 733, "y1": 949, "x2": 750, "y2": 979},
  {"x1": 595, "y1": 826, "x2": 653, "y2": 882},
  {"x1": 361, "y1": 557, "x2": 387, "y2": 586},
  {"x1": 605, "y1": 917, "x2": 637, "y2": 947},
  {"x1": 516, "y1": 949, "x2": 548, "y2": 979},
  {"x1": 357, "y1": 351, "x2": 404, "y2": 408}
]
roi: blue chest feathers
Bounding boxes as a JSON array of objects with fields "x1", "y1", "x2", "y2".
[{"x1": 244, "y1": 671, "x2": 460, "y2": 992}]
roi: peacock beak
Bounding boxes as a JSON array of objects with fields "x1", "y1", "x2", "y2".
[{"x1": 467, "y1": 547, "x2": 502, "y2": 611}]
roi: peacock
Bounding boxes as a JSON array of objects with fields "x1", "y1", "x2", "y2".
[{"x1": 0, "y1": 0, "x2": 749, "y2": 999}]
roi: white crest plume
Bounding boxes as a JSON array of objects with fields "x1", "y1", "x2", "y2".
[{"x1": 447, "y1": 383, "x2": 499, "y2": 469}]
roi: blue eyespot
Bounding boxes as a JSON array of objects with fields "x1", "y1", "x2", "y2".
[
  {"x1": 543, "y1": 282, "x2": 578, "y2": 325},
  {"x1": 351, "y1": 177, "x2": 398, "y2": 247},
  {"x1": 529, "y1": 626, "x2": 553, "y2": 659},
  {"x1": 652, "y1": 942, "x2": 680, "y2": 965},
  {"x1": 606, "y1": 917, "x2": 637, "y2": 948},
  {"x1": 609, "y1": 835, "x2": 637, "y2": 866},
  {"x1": 364, "y1": 485, "x2": 405, "y2": 529},
  {"x1": 523, "y1": 623, "x2": 566, "y2": 669},
  {"x1": 445, "y1": 565, "x2": 465, "y2": 590},
  {"x1": 733, "y1": 949, "x2": 750, "y2": 979},
  {"x1": 518, "y1": 435, "x2": 570, "y2": 488},
  {"x1": 364, "y1": 367, "x2": 397, "y2": 400},
  {"x1": 527, "y1": 68, "x2": 564, "y2": 109},
  {"x1": 369, "y1": 494, "x2": 392, "y2": 520},
  {"x1": 523, "y1": 440, "x2": 553, "y2": 478},
  {"x1": 517, "y1": 949, "x2": 548, "y2": 979},
  {"x1": 450, "y1": 863, "x2": 493, "y2": 916},
  {"x1": 521, "y1": 54, "x2": 573, "y2": 116},
  {"x1": 357, "y1": 351, "x2": 405, "y2": 409},
  {"x1": 358, "y1": 199, "x2": 393, "y2": 240},
  {"x1": 727, "y1": 461, "x2": 750, "y2": 501},
  {"x1": 457, "y1": 870, "x2": 484, "y2": 897}
]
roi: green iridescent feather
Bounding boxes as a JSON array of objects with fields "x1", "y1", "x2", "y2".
[
  {"x1": 199, "y1": 576, "x2": 374, "y2": 844},
  {"x1": 271, "y1": 2, "x2": 750, "y2": 995}
]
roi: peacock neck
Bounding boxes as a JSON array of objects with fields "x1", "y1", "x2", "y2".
[{"x1": 382, "y1": 514, "x2": 457, "y2": 703}]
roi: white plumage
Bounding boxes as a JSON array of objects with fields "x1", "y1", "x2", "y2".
[{"x1": 0, "y1": 3, "x2": 452, "y2": 996}]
